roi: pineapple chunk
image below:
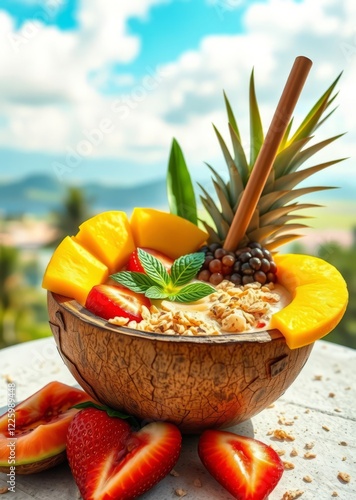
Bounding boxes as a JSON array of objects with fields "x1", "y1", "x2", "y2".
[
  {"x1": 42, "y1": 236, "x2": 109, "y2": 305},
  {"x1": 130, "y1": 208, "x2": 208, "y2": 259},
  {"x1": 74, "y1": 211, "x2": 136, "y2": 274}
]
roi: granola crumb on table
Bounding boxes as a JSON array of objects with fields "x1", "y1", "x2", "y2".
[{"x1": 282, "y1": 490, "x2": 304, "y2": 500}]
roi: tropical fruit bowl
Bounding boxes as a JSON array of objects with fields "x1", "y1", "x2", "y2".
[
  {"x1": 48, "y1": 290, "x2": 315, "y2": 433},
  {"x1": 45, "y1": 209, "x2": 347, "y2": 433},
  {"x1": 43, "y1": 65, "x2": 348, "y2": 433}
]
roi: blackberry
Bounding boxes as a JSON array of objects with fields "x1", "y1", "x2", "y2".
[{"x1": 197, "y1": 242, "x2": 277, "y2": 286}]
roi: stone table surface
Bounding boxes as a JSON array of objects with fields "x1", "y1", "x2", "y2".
[{"x1": 0, "y1": 337, "x2": 355, "y2": 499}]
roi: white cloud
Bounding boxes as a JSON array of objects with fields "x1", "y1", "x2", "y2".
[{"x1": 0, "y1": 0, "x2": 355, "y2": 193}]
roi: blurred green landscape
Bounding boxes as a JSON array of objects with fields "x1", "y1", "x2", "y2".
[{"x1": 0, "y1": 183, "x2": 355, "y2": 350}]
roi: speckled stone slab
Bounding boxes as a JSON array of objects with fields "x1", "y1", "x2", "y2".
[{"x1": 0, "y1": 338, "x2": 355, "y2": 499}]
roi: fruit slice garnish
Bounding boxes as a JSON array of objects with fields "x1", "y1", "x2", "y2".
[
  {"x1": 0, "y1": 381, "x2": 94, "y2": 474},
  {"x1": 42, "y1": 236, "x2": 109, "y2": 305},
  {"x1": 198, "y1": 430, "x2": 284, "y2": 500},
  {"x1": 130, "y1": 207, "x2": 208, "y2": 259},
  {"x1": 67, "y1": 406, "x2": 182, "y2": 500},
  {"x1": 271, "y1": 253, "x2": 348, "y2": 349},
  {"x1": 73, "y1": 211, "x2": 136, "y2": 274},
  {"x1": 85, "y1": 284, "x2": 151, "y2": 321},
  {"x1": 127, "y1": 248, "x2": 174, "y2": 273}
]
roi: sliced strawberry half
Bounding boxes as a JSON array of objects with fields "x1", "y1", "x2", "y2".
[
  {"x1": 85, "y1": 284, "x2": 150, "y2": 322},
  {"x1": 198, "y1": 430, "x2": 284, "y2": 500},
  {"x1": 127, "y1": 248, "x2": 174, "y2": 273},
  {"x1": 67, "y1": 407, "x2": 182, "y2": 500}
]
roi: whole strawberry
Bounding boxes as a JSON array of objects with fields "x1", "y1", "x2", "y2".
[{"x1": 67, "y1": 405, "x2": 182, "y2": 500}]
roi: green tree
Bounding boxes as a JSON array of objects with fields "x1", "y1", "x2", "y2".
[
  {"x1": 316, "y1": 240, "x2": 356, "y2": 348},
  {"x1": 52, "y1": 186, "x2": 91, "y2": 245},
  {"x1": 0, "y1": 244, "x2": 50, "y2": 347},
  {"x1": 0, "y1": 245, "x2": 22, "y2": 347}
]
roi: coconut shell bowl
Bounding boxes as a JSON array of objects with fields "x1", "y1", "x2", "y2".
[{"x1": 48, "y1": 291, "x2": 313, "y2": 434}]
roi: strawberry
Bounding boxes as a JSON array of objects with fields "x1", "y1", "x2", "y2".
[
  {"x1": 198, "y1": 430, "x2": 284, "y2": 500},
  {"x1": 85, "y1": 283, "x2": 150, "y2": 321},
  {"x1": 127, "y1": 248, "x2": 174, "y2": 273},
  {"x1": 67, "y1": 406, "x2": 182, "y2": 500}
]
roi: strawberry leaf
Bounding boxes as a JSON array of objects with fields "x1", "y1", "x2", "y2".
[
  {"x1": 72, "y1": 401, "x2": 139, "y2": 427},
  {"x1": 138, "y1": 248, "x2": 170, "y2": 286},
  {"x1": 170, "y1": 282, "x2": 215, "y2": 303},
  {"x1": 111, "y1": 271, "x2": 156, "y2": 293},
  {"x1": 170, "y1": 252, "x2": 205, "y2": 287}
]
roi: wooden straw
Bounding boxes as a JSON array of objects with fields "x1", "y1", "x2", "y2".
[{"x1": 223, "y1": 56, "x2": 313, "y2": 252}]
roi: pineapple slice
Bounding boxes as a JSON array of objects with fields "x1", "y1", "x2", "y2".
[{"x1": 271, "y1": 254, "x2": 348, "y2": 349}]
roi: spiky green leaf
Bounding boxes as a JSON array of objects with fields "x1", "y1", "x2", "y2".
[
  {"x1": 224, "y1": 91, "x2": 240, "y2": 139},
  {"x1": 213, "y1": 125, "x2": 244, "y2": 202},
  {"x1": 273, "y1": 160, "x2": 345, "y2": 192},
  {"x1": 258, "y1": 190, "x2": 292, "y2": 215},
  {"x1": 270, "y1": 186, "x2": 336, "y2": 209},
  {"x1": 266, "y1": 234, "x2": 303, "y2": 251},
  {"x1": 199, "y1": 184, "x2": 231, "y2": 239},
  {"x1": 212, "y1": 179, "x2": 235, "y2": 224},
  {"x1": 248, "y1": 222, "x2": 309, "y2": 243},
  {"x1": 258, "y1": 204, "x2": 317, "y2": 226},
  {"x1": 205, "y1": 163, "x2": 231, "y2": 204},
  {"x1": 167, "y1": 138, "x2": 198, "y2": 225},
  {"x1": 288, "y1": 135, "x2": 345, "y2": 173},
  {"x1": 228, "y1": 123, "x2": 249, "y2": 184},
  {"x1": 288, "y1": 73, "x2": 342, "y2": 144},
  {"x1": 249, "y1": 69, "x2": 264, "y2": 166},
  {"x1": 273, "y1": 136, "x2": 312, "y2": 178},
  {"x1": 200, "y1": 220, "x2": 222, "y2": 243},
  {"x1": 278, "y1": 117, "x2": 294, "y2": 152}
]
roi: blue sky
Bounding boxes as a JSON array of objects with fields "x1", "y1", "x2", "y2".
[{"x1": 0, "y1": 0, "x2": 355, "y2": 194}]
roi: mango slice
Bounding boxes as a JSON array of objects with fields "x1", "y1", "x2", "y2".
[
  {"x1": 130, "y1": 208, "x2": 208, "y2": 259},
  {"x1": 74, "y1": 211, "x2": 135, "y2": 273},
  {"x1": 271, "y1": 254, "x2": 348, "y2": 349},
  {"x1": 42, "y1": 236, "x2": 108, "y2": 305}
]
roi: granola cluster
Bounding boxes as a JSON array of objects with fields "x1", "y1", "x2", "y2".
[
  {"x1": 208, "y1": 281, "x2": 280, "y2": 332},
  {"x1": 109, "y1": 281, "x2": 281, "y2": 336}
]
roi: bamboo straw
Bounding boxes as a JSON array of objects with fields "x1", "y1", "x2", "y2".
[{"x1": 223, "y1": 56, "x2": 313, "y2": 252}]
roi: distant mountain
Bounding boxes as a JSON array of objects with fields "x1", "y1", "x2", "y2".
[
  {"x1": 0, "y1": 174, "x2": 168, "y2": 217},
  {"x1": 0, "y1": 172, "x2": 353, "y2": 219}
]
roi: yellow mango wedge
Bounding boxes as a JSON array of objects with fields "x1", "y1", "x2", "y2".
[
  {"x1": 271, "y1": 254, "x2": 348, "y2": 349},
  {"x1": 74, "y1": 211, "x2": 135, "y2": 274},
  {"x1": 130, "y1": 208, "x2": 208, "y2": 259},
  {"x1": 42, "y1": 236, "x2": 109, "y2": 305}
]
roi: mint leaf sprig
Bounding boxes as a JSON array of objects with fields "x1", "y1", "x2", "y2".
[{"x1": 111, "y1": 249, "x2": 215, "y2": 303}]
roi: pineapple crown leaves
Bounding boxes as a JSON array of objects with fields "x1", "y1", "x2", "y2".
[
  {"x1": 199, "y1": 70, "x2": 346, "y2": 250},
  {"x1": 166, "y1": 138, "x2": 198, "y2": 225}
]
